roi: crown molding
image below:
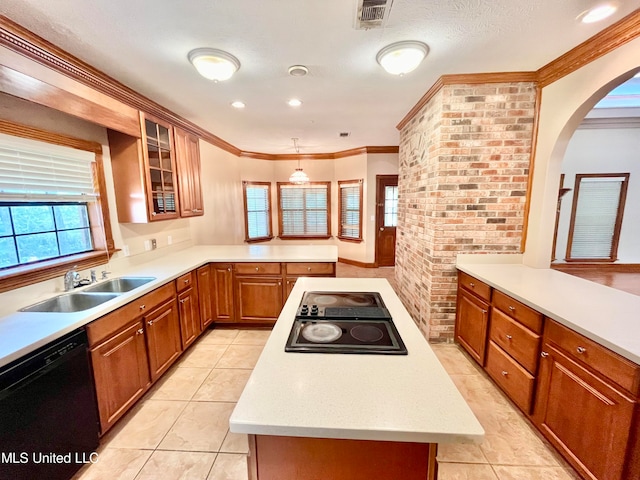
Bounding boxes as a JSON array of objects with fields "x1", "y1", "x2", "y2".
[{"x1": 239, "y1": 145, "x2": 398, "y2": 161}]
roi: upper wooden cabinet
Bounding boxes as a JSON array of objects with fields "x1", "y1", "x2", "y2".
[
  {"x1": 107, "y1": 112, "x2": 180, "y2": 223},
  {"x1": 174, "y1": 127, "x2": 204, "y2": 217}
]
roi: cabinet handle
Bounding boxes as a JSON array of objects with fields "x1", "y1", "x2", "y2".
[
  {"x1": 469, "y1": 282, "x2": 475, "y2": 287},
  {"x1": 541, "y1": 351, "x2": 549, "y2": 358},
  {"x1": 147, "y1": 320, "x2": 153, "y2": 326},
  {"x1": 255, "y1": 267, "x2": 259, "y2": 271},
  {"x1": 505, "y1": 334, "x2": 513, "y2": 340},
  {"x1": 481, "y1": 309, "x2": 487, "y2": 314},
  {"x1": 184, "y1": 279, "x2": 189, "y2": 284},
  {"x1": 501, "y1": 371, "x2": 509, "y2": 377},
  {"x1": 136, "y1": 328, "x2": 144, "y2": 335},
  {"x1": 180, "y1": 299, "x2": 187, "y2": 304},
  {"x1": 307, "y1": 267, "x2": 311, "y2": 272},
  {"x1": 508, "y1": 306, "x2": 515, "y2": 312},
  {"x1": 139, "y1": 304, "x2": 146, "y2": 310},
  {"x1": 278, "y1": 282, "x2": 282, "y2": 286},
  {"x1": 227, "y1": 267, "x2": 231, "y2": 271},
  {"x1": 576, "y1": 346, "x2": 586, "y2": 354}
]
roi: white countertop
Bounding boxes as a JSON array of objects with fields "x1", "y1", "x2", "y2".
[
  {"x1": 229, "y1": 277, "x2": 485, "y2": 444},
  {"x1": 0, "y1": 245, "x2": 337, "y2": 369},
  {"x1": 456, "y1": 262, "x2": 640, "y2": 365}
]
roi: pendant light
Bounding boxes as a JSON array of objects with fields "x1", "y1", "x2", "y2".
[{"x1": 288, "y1": 138, "x2": 309, "y2": 184}]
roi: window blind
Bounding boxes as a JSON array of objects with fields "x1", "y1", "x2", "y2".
[
  {"x1": 244, "y1": 183, "x2": 271, "y2": 240},
  {"x1": 279, "y1": 183, "x2": 329, "y2": 237},
  {"x1": 338, "y1": 180, "x2": 362, "y2": 240},
  {"x1": 569, "y1": 176, "x2": 627, "y2": 260},
  {"x1": 0, "y1": 132, "x2": 96, "y2": 202}
]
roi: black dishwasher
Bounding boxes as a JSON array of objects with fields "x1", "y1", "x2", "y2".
[{"x1": 0, "y1": 328, "x2": 100, "y2": 480}]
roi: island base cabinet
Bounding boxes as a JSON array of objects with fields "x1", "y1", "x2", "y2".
[
  {"x1": 534, "y1": 345, "x2": 636, "y2": 480},
  {"x1": 247, "y1": 435, "x2": 437, "y2": 480}
]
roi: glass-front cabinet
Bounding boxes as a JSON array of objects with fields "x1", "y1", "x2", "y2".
[{"x1": 142, "y1": 116, "x2": 178, "y2": 220}]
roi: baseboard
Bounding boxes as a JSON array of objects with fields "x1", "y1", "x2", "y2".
[
  {"x1": 551, "y1": 263, "x2": 640, "y2": 273},
  {"x1": 338, "y1": 257, "x2": 377, "y2": 268}
]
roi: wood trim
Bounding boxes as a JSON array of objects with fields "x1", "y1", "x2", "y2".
[
  {"x1": 396, "y1": 72, "x2": 537, "y2": 130},
  {"x1": 537, "y1": 10, "x2": 640, "y2": 88},
  {"x1": 551, "y1": 173, "x2": 566, "y2": 261},
  {"x1": 551, "y1": 263, "x2": 640, "y2": 273},
  {"x1": 337, "y1": 179, "x2": 363, "y2": 242},
  {"x1": 239, "y1": 146, "x2": 399, "y2": 161},
  {"x1": 242, "y1": 181, "x2": 273, "y2": 242},
  {"x1": 276, "y1": 181, "x2": 331, "y2": 239},
  {"x1": 0, "y1": 119, "x2": 102, "y2": 153},
  {"x1": 338, "y1": 257, "x2": 377, "y2": 268}
]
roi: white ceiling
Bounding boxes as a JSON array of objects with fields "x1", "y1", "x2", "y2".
[{"x1": 2, "y1": 1, "x2": 640, "y2": 154}]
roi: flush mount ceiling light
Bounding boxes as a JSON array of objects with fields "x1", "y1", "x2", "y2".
[
  {"x1": 288, "y1": 65, "x2": 309, "y2": 77},
  {"x1": 578, "y1": 3, "x2": 618, "y2": 23},
  {"x1": 188, "y1": 48, "x2": 240, "y2": 82},
  {"x1": 289, "y1": 138, "x2": 309, "y2": 184},
  {"x1": 288, "y1": 98, "x2": 303, "y2": 107},
  {"x1": 376, "y1": 41, "x2": 428, "y2": 76},
  {"x1": 231, "y1": 101, "x2": 245, "y2": 109}
]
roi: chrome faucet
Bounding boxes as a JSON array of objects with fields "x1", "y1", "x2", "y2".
[
  {"x1": 63, "y1": 267, "x2": 81, "y2": 291},
  {"x1": 90, "y1": 269, "x2": 97, "y2": 283}
]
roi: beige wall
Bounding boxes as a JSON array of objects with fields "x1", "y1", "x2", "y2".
[{"x1": 524, "y1": 37, "x2": 640, "y2": 267}]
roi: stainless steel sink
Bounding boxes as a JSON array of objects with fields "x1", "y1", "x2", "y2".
[
  {"x1": 84, "y1": 277, "x2": 156, "y2": 293},
  {"x1": 20, "y1": 292, "x2": 120, "y2": 313}
]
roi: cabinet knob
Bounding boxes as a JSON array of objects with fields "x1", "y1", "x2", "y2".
[
  {"x1": 508, "y1": 305, "x2": 515, "y2": 311},
  {"x1": 147, "y1": 320, "x2": 153, "y2": 326},
  {"x1": 139, "y1": 304, "x2": 146, "y2": 310},
  {"x1": 505, "y1": 334, "x2": 513, "y2": 340},
  {"x1": 184, "y1": 279, "x2": 189, "y2": 284},
  {"x1": 541, "y1": 351, "x2": 549, "y2": 358},
  {"x1": 255, "y1": 267, "x2": 259, "y2": 271},
  {"x1": 469, "y1": 282, "x2": 475, "y2": 287},
  {"x1": 227, "y1": 267, "x2": 231, "y2": 271},
  {"x1": 307, "y1": 267, "x2": 311, "y2": 271},
  {"x1": 136, "y1": 328, "x2": 144, "y2": 335},
  {"x1": 180, "y1": 299, "x2": 187, "y2": 304},
  {"x1": 501, "y1": 371, "x2": 509, "y2": 377},
  {"x1": 481, "y1": 309, "x2": 487, "y2": 314},
  {"x1": 278, "y1": 282, "x2": 282, "y2": 286},
  {"x1": 576, "y1": 346, "x2": 586, "y2": 354}
]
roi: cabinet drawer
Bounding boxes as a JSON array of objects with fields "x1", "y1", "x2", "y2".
[
  {"x1": 176, "y1": 271, "x2": 195, "y2": 293},
  {"x1": 286, "y1": 262, "x2": 335, "y2": 276},
  {"x1": 490, "y1": 309, "x2": 541, "y2": 374},
  {"x1": 492, "y1": 290, "x2": 543, "y2": 334},
  {"x1": 485, "y1": 341, "x2": 535, "y2": 414},
  {"x1": 87, "y1": 282, "x2": 176, "y2": 346},
  {"x1": 235, "y1": 263, "x2": 281, "y2": 275},
  {"x1": 545, "y1": 319, "x2": 640, "y2": 395},
  {"x1": 458, "y1": 271, "x2": 491, "y2": 302}
]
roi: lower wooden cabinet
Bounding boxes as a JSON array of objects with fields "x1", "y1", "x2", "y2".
[
  {"x1": 197, "y1": 265, "x2": 214, "y2": 329},
  {"x1": 485, "y1": 340, "x2": 535, "y2": 413},
  {"x1": 90, "y1": 320, "x2": 150, "y2": 433},
  {"x1": 455, "y1": 287, "x2": 489, "y2": 365},
  {"x1": 534, "y1": 342, "x2": 635, "y2": 480},
  {"x1": 235, "y1": 275, "x2": 284, "y2": 323},
  {"x1": 212, "y1": 263, "x2": 235, "y2": 322},
  {"x1": 144, "y1": 298, "x2": 182, "y2": 382}
]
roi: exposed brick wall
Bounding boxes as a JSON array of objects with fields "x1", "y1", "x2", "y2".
[{"x1": 395, "y1": 82, "x2": 536, "y2": 341}]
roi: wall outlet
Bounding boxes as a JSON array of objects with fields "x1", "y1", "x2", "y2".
[
  {"x1": 123, "y1": 245, "x2": 130, "y2": 257},
  {"x1": 151, "y1": 238, "x2": 157, "y2": 250},
  {"x1": 167, "y1": 235, "x2": 172, "y2": 245},
  {"x1": 144, "y1": 240, "x2": 151, "y2": 251}
]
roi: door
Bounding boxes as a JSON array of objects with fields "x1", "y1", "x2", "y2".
[{"x1": 375, "y1": 175, "x2": 398, "y2": 267}]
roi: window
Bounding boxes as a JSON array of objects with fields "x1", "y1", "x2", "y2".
[
  {"x1": 566, "y1": 173, "x2": 629, "y2": 261},
  {"x1": 242, "y1": 181, "x2": 272, "y2": 242},
  {"x1": 277, "y1": 182, "x2": 331, "y2": 239},
  {"x1": 384, "y1": 184, "x2": 398, "y2": 227},
  {"x1": 338, "y1": 179, "x2": 363, "y2": 242},
  {"x1": 0, "y1": 120, "x2": 114, "y2": 293}
]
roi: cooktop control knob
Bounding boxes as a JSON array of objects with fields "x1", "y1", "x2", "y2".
[
  {"x1": 310, "y1": 305, "x2": 319, "y2": 315},
  {"x1": 301, "y1": 304, "x2": 309, "y2": 315}
]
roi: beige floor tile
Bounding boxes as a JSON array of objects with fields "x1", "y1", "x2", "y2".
[
  {"x1": 449, "y1": 374, "x2": 512, "y2": 409},
  {"x1": 215, "y1": 345, "x2": 263, "y2": 369},
  {"x1": 193, "y1": 368, "x2": 252, "y2": 402},
  {"x1": 480, "y1": 431, "x2": 561, "y2": 467},
  {"x1": 430, "y1": 344, "x2": 483, "y2": 376},
  {"x1": 231, "y1": 330, "x2": 272, "y2": 346},
  {"x1": 72, "y1": 448, "x2": 152, "y2": 480},
  {"x1": 437, "y1": 462, "x2": 499, "y2": 480},
  {"x1": 220, "y1": 430, "x2": 249, "y2": 454},
  {"x1": 158, "y1": 402, "x2": 236, "y2": 452},
  {"x1": 178, "y1": 343, "x2": 229, "y2": 368},
  {"x1": 149, "y1": 367, "x2": 211, "y2": 401},
  {"x1": 470, "y1": 405, "x2": 533, "y2": 437},
  {"x1": 207, "y1": 453, "x2": 248, "y2": 480},
  {"x1": 200, "y1": 329, "x2": 240, "y2": 345},
  {"x1": 135, "y1": 450, "x2": 216, "y2": 480},
  {"x1": 107, "y1": 400, "x2": 187, "y2": 449},
  {"x1": 437, "y1": 442, "x2": 488, "y2": 464},
  {"x1": 493, "y1": 465, "x2": 580, "y2": 480}
]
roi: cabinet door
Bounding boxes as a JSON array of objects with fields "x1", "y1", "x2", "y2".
[
  {"x1": 534, "y1": 344, "x2": 636, "y2": 480},
  {"x1": 212, "y1": 263, "x2": 234, "y2": 322},
  {"x1": 145, "y1": 298, "x2": 182, "y2": 381},
  {"x1": 455, "y1": 288, "x2": 490, "y2": 365},
  {"x1": 197, "y1": 265, "x2": 214, "y2": 329},
  {"x1": 178, "y1": 287, "x2": 201, "y2": 350},
  {"x1": 284, "y1": 276, "x2": 298, "y2": 302},
  {"x1": 235, "y1": 276, "x2": 284, "y2": 323},
  {"x1": 90, "y1": 320, "x2": 150, "y2": 434},
  {"x1": 174, "y1": 127, "x2": 204, "y2": 217}
]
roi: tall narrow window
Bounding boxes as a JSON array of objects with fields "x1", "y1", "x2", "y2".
[
  {"x1": 338, "y1": 179, "x2": 363, "y2": 242},
  {"x1": 242, "y1": 181, "x2": 272, "y2": 242},
  {"x1": 277, "y1": 182, "x2": 331, "y2": 239},
  {"x1": 566, "y1": 173, "x2": 629, "y2": 261},
  {"x1": 384, "y1": 185, "x2": 398, "y2": 227}
]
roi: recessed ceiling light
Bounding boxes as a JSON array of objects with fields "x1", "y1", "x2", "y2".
[
  {"x1": 578, "y1": 3, "x2": 618, "y2": 23},
  {"x1": 188, "y1": 48, "x2": 240, "y2": 82},
  {"x1": 288, "y1": 99, "x2": 302, "y2": 107},
  {"x1": 288, "y1": 65, "x2": 309, "y2": 77},
  {"x1": 231, "y1": 101, "x2": 245, "y2": 109},
  {"x1": 376, "y1": 41, "x2": 429, "y2": 76}
]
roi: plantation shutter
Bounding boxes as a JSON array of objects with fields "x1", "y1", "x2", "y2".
[
  {"x1": 0, "y1": 132, "x2": 96, "y2": 202},
  {"x1": 279, "y1": 183, "x2": 329, "y2": 237}
]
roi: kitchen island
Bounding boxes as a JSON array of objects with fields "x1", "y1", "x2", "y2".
[{"x1": 230, "y1": 277, "x2": 484, "y2": 480}]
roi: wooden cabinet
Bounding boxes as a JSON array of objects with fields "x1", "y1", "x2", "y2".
[
  {"x1": 107, "y1": 112, "x2": 179, "y2": 223},
  {"x1": 534, "y1": 320, "x2": 638, "y2": 480},
  {"x1": 212, "y1": 263, "x2": 235, "y2": 322},
  {"x1": 177, "y1": 271, "x2": 201, "y2": 350},
  {"x1": 174, "y1": 127, "x2": 203, "y2": 218},
  {"x1": 235, "y1": 276, "x2": 284, "y2": 323},
  {"x1": 455, "y1": 276, "x2": 490, "y2": 366},
  {"x1": 197, "y1": 265, "x2": 214, "y2": 330},
  {"x1": 144, "y1": 298, "x2": 182, "y2": 381},
  {"x1": 90, "y1": 320, "x2": 149, "y2": 433},
  {"x1": 283, "y1": 262, "x2": 336, "y2": 302}
]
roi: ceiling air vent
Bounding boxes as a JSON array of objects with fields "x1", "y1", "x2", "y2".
[{"x1": 354, "y1": 0, "x2": 394, "y2": 30}]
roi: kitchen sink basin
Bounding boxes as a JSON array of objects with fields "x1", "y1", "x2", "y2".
[
  {"x1": 84, "y1": 277, "x2": 156, "y2": 293},
  {"x1": 20, "y1": 292, "x2": 120, "y2": 313}
]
